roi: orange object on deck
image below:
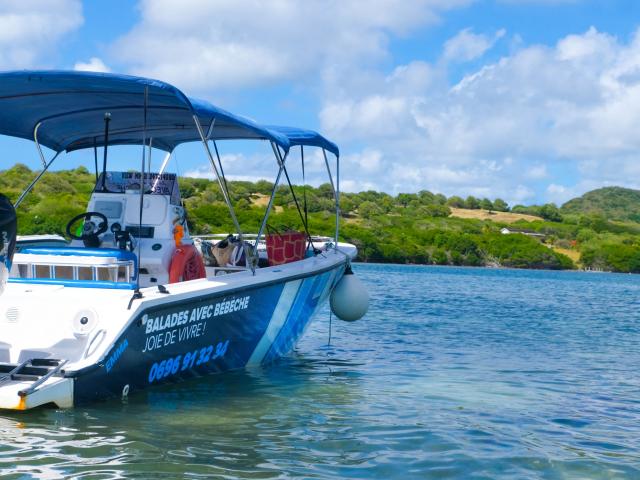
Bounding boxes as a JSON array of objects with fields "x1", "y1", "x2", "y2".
[
  {"x1": 169, "y1": 244, "x2": 206, "y2": 283},
  {"x1": 173, "y1": 224, "x2": 184, "y2": 246}
]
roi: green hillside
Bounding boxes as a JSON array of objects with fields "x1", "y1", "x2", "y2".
[
  {"x1": 562, "y1": 186, "x2": 640, "y2": 222},
  {"x1": 4, "y1": 164, "x2": 640, "y2": 273}
]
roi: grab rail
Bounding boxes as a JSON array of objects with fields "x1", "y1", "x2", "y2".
[{"x1": 84, "y1": 329, "x2": 107, "y2": 359}]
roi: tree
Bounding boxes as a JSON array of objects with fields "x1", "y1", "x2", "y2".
[
  {"x1": 420, "y1": 204, "x2": 450, "y2": 218},
  {"x1": 358, "y1": 201, "x2": 382, "y2": 218},
  {"x1": 397, "y1": 193, "x2": 417, "y2": 207},
  {"x1": 480, "y1": 198, "x2": 494, "y2": 211},
  {"x1": 317, "y1": 183, "x2": 334, "y2": 199},
  {"x1": 493, "y1": 198, "x2": 509, "y2": 212},
  {"x1": 446, "y1": 195, "x2": 465, "y2": 208},
  {"x1": 339, "y1": 197, "x2": 355, "y2": 216},
  {"x1": 432, "y1": 248, "x2": 448, "y2": 265},
  {"x1": 539, "y1": 203, "x2": 563, "y2": 222},
  {"x1": 434, "y1": 193, "x2": 447, "y2": 205},
  {"x1": 254, "y1": 180, "x2": 274, "y2": 195},
  {"x1": 465, "y1": 196, "x2": 480, "y2": 209},
  {"x1": 418, "y1": 190, "x2": 436, "y2": 205}
]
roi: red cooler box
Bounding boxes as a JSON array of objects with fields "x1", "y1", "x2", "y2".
[{"x1": 266, "y1": 228, "x2": 306, "y2": 266}]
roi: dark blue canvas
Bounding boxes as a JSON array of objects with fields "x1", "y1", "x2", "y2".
[{"x1": 0, "y1": 71, "x2": 290, "y2": 153}]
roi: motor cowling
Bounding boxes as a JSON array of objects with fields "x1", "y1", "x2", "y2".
[
  {"x1": 330, "y1": 265, "x2": 369, "y2": 322},
  {"x1": 0, "y1": 194, "x2": 17, "y2": 296}
]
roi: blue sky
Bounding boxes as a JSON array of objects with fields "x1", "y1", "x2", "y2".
[{"x1": 2, "y1": 0, "x2": 640, "y2": 206}]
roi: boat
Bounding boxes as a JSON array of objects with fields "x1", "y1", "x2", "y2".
[{"x1": 0, "y1": 71, "x2": 368, "y2": 410}]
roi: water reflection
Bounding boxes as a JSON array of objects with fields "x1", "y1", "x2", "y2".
[
  {"x1": 1, "y1": 265, "x2": 640, "y2": 478},
  {"x1": 0, "y1": 352, "x2": 366, "y2": 478}
]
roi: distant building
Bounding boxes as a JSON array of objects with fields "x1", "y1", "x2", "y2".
[{"x1": 500, "y1": 227, "x2": 546, "y2": 241}]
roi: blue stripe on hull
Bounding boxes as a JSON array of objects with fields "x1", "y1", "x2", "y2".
[
  {"x1": 262, "y1": 270, "x2": 336, "y2": 364},
  {"x1": 72, "y1": 264, "x2": 344, "y2": 405},
  {"x1": 246, "y1": 279, "x2": 302, "y2": 366}
]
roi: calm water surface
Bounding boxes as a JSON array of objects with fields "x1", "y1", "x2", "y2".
[{"x1": 1, "y1": 264, "x2": 640, "y2": 479}]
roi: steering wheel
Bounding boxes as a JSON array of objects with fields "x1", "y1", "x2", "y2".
[{"x1": 66, "y1": 212, "x2": 108, "y2": 246}]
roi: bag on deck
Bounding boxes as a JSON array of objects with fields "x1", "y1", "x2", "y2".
[
  {"x1": 211, "y1": 235, "x2": 248, "y2": 267},
  {"x1": 195, "y1": 238, "x2": 218, "y2": 266},
  {"x1": 265, "y1": 226, "x2": 306, "y2": 266}
]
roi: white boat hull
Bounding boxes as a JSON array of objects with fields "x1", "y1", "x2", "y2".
[{"x1": 0, "y1": 253, "x2": 348, "y2": 409}]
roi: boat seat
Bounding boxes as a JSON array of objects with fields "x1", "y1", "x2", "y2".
[
  {"x1": 19, "y1": 247, "x2": 137, "y2": 269},
  {"x1": 17, "y1": 350, "x2": 52, "y2": 363},
  {"x1": 17, "y1": 337, "x2": 87, "y2": 363},
  {"x1": 11, "y1": 247, "x2": 138, "y2": 288},
  {"x1": 44, "y1": 338, "x2": 89, "y2": 363}
]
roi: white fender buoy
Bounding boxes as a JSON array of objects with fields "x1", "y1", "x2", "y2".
[{"x1": 330, "y1": 265, "x2": 369, "y2": 322}]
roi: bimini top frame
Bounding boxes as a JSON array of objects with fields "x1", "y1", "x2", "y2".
[
  {"x1": 0, "y1": 70, "x2": 290, "y2": 153},
  {"x1": 266, "y1": 125, "x2": 339, "y2": 158},
  {"x1": 0, "y1": 70, "x2": 343, "y2": 279}
]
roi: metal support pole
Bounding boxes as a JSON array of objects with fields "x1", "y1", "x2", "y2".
[
  {"x1": 206, "y1": 118, "x2": 216, "y2": 140},
  {"x1": 212, "y1": 140, "x2": 231, "y2": 197},
  {"x1": 275, "y1": 144, "x2": 315, "y2": 247},
  {"x1": 101, "y1": 113, "x2": 111, "y2": 191},
  {"x1": 193, "y1": 115, "x2": 245, "y2": 242},
  {"x1": 33, "y1": 123, "x2": 47, "y2": 169},
  {"x1": 301, "y1": 146, "x2": 308, "y2": 229},
  {"x1": 321, "y1": 148, "x2": 340, "y2": 251},
  {"x1": 255, "y1": 143, "x2": 288, "y2": 251},
  {"x1": 93, "y1": 138, "x2": 99, "y2": 184},
  {"x1": 14, "y1": 151, "x2": 60, "y2": 208},
  {"x1": 135, "y1": 87, "x2": 149, "y2": 293},
  {"x1": 321, "y1": 148, "x2": 337, "y2": 195},
  {"x1": 335, "y1": 154, "x2": 340, "y2": 249},
  {"x1": 147, "y1": 138, "x2": 153, "y2": 173},
  {"x1": 153, "y1": 151, "x2": 172, "y2": 191}
]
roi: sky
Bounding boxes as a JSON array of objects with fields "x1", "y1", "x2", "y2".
[{"x1": 1, "y1": 0, "x2": 640, "y2": 206}]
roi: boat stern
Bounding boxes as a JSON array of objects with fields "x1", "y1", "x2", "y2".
[{"x1": 0, "y1": 373, "x2": 73, "y2": 410}]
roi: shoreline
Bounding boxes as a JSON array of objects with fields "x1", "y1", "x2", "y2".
[{"x1": 352, "y1": 260, "x2": 620, "y2": 275}]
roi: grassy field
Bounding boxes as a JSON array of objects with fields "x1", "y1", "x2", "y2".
[
  {"x1": 250, "y1": 193, "x2": 283, "y2": 212},
  {"x1": 552, "y1": 247, "x2": 582, "y2": 265},
  {"x1": 449, "y1": 208, "x2": 541, "y2": 223}
]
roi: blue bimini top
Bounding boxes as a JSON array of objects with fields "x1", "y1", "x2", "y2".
[
  {"x1": 0, "y1": 70, "x2": 290, "y2": 153},
  {"x1": 267, "y1": 125, "x2": 339, "y2": 157}
]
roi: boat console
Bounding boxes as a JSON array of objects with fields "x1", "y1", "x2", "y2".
[{"x1": 10, "y1": 172, "x2": 191, "y2": 288}]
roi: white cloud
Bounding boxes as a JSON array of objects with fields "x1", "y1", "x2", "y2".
[
  {"x1": 545, "y1": 180, "x2": 605, "y2": 205},
  {"x1": 183, "y1": 153, "x2": 267, "y2": 180},
  {"x1": 319, "y1": 26, "x2": 640, "y2": 203},
  {"x1": 546, "y1": 183, "x2": 570, "y2": 204},
  {"x1": 74, "y1": 57, "x2": 111, "y2": 73},
  {"x1": 499, "y1": 0, "x2": 579, "y2": 4},
  {"x1": 183, "y1": 165, "x2": 214, "y2": 180},
  {"x1": 343, "y1": 149, "x2": 384, "y2": 174},
  {"x1": 103, "y1": 3, "x2": 640, "y2": 204},
  {"x1": 526, "y1": 164, "x2": 547, "y2": 180},
  {"x1": 0, "y1": 0, "x2": 83, "y2": 69},
  {"x1": 111, "y1": 0, "x2": 473, "y2": 93},
  {"x1": 443, "y1": 28, "x2": 506, "y2": 62}
]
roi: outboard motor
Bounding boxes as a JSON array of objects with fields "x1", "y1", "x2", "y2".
[{"x1": 0, "y1": 194, "x2": 17, "y2": 296}]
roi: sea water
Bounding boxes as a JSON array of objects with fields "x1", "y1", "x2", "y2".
[{"x1": 1, "y1": 264, "x2": 639, "y2": 479}]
